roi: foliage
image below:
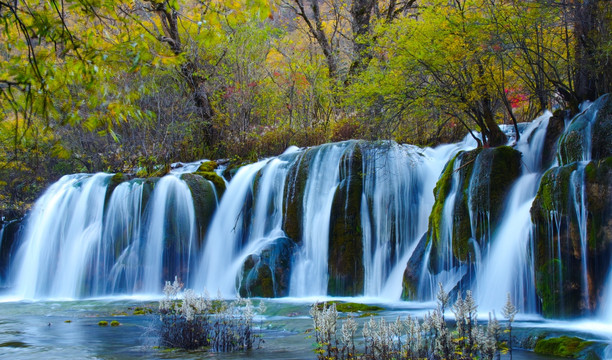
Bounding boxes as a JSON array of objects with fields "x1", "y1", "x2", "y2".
[
  {"x1": 156, "y1": 277, "x2": 264, "y2": 352},
  {"x1": 534, "y1": 336, "x2": 594, "y2": 358},
  {"x1": 310, "y1": 283, "x2": 502, "y2": 359},
  {"x1": 0, "y1": 0, "x2": 610, "y2": 209}
]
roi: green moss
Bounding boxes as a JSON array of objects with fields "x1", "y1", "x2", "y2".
[
  {"x1": 98, "y1": 320, "x2": 109, "y2": 326},
  {"x1": 64, "y1": 320, "x2": 72, "y2": 323},
  {"x1": 110, "y1": 320, "x2": 120, "y2": 327},
  {"x1": 428, "y1": 153, "x2": 459, "y2": 248},
  {"x1": 534, "y1": 336, "x2": 593, "y2": 358},
  {"x1": 282, "y1": 149, "x2": 315, "y2": 243},
  {"x1": 133, "y1": 307, "x2": 153, "y2": 315},
  {"x1": 197, "y1": 160, "x2": 218, "y2": 173},
  {"x1": 0, "y1": 341, "x2": 30, "y2": 348},
  {"x1": 328, "y1": 144, "x2": 364, "y2": 296},
  {"x1": 193, "y1": 171, "x2": 226, "y2": 197},
  {"x1": 316, "y1": 301, "x2": 384, "y2": 313}
]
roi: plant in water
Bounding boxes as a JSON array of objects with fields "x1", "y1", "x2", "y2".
[
  {"x1": 310, "y1": 283, "x2": 505, "y2": 359},
  {"x1": 157, "y1": 277, "x2": 263, "y2": 352},
  {"x1": 502, "y1": 293, "x2": 519, "y2": 359}
]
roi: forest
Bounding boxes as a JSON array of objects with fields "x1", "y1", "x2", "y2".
[{"x1": 1, "y1": 0, "x2": 611, "y2": 214}]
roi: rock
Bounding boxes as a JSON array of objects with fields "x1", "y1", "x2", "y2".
[
  {"x1": 238, "y1": 237, "x2": 296, "y2": 297},
  {"x1": 531, "y1": 157, "x2": 612, "y2": 317},
  {"x1": 591, "y1": 95, "x2": 612, "y2": 161},
  {"x1": 542, "y1": 110, "x2": 567, "y2": 169},
  {"x1": 558, "y1": 94, "x2": 612, "y2": 165},
  {"x1": 401, "y1": 233, "x2": 428, "y2": 300},
  {"x1": 282, "y1": 148, "x2": 316, "y2": 244},
  {"x1": 180, "y1": 173, "x2": 219, "y2": 247},
  {"x1": 328, "y1": 145, "x2": 364, "y2": 296},
  {"x1": 0, "y1": 219, "x2": 23, "y2": 285}
]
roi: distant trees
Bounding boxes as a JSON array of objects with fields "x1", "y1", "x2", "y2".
[{"x1": 0, "y1": 0, "x2": 611, "y2": 209}]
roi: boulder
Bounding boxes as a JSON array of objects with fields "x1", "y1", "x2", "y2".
[
  {"x1": 531, "y1": 157, "x2": 612, "y2": 317},
  {"x1": 328, "y1": 145, "x2": 364, "y2": 296},
  {"x1": 239, "y1": 237, "x2": 296, "y2": 297}
]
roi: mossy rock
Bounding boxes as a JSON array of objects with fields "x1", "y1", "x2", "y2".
[
  {"x1": 531, "y1": 164, "x2": 578, "y2": 216},
  {"x1": 110, "y1": 320, "x2": 120, "y2": 327},
  {"x1": 591, "y1": 94, "x2": 612, "y2": 161},
  {"x1": 98, "y1": 321, "x2": 109, "y2": 326},
  {"x1": 467, "y1": 146, "x2": 522, "y2": 238},
  {"x1": 542, "y1": 110, "x2": 567, "y2": 169},
  {"x1": 401, "y1": 233, "x2": 427, "y2": 300},
  {"x1": 532, "y1": 158, "x2": 612, "y2": 317},
  {"x1": 180, "y1": 173, "x2": 218, "y2": 247},
  {"x1": 282, "y1": 148, "x2": 316, "y2": 243},
  {"x1": 428, "y1": 148, "x2": 481, "y2": 271},
  {"x1": 223, "y1": 158, "x2": 253, "y2": 182},
  {"x1": 315, "y1": 301, "x2": 384, "y2": 313},
  {"x1": 197, "y1": 160, "x2": 218, "y2": 173},
  {"x1": 239, "y1": 237, "x2": 296, "y2": 298},
  {"x1": 192, "y1": 171, "x2": 226, "y2": 197},
  {"x1": 534, "y1": 336, "x2": 594, "y2": 358},
  {"x1": 558, "y1": 94, "x2": 611, "y2": 165},
  {"x1": 328, "y1": 145, "x2": 364, "y2": 296},
  {"x1": 427, "y1": 153, "x2": 459, "y2": 252}
]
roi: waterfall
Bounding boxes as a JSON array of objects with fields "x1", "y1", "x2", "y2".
[
  {"x1": 289, "y1": 143, "x2": 351, "y2": 297},
  {"x1": 194, "y1": 157, "x2": 288, "y2": 296},
  {"x1": 8, "y1": 168, "x2": 208, "y2": 299},
  {"x1": 141, "y1": 175, "x2": 198, "y2": 293},
  {"x1": 474, "y1": 112, "x2": 550, "y2": 312},
  {"x1": 3, "y1": 98, "x2": 610, "y2": 319},
  {"x1": 11, "y1": 174, "x2": 111, "y2": 299},
  {"x1": 103, "y1": 180, "x2": 144, "y2": 294}
]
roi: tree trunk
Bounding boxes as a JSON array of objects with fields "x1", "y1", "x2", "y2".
[{"x1": 573, "y1": 0, "x2": 612, "y2": 102}]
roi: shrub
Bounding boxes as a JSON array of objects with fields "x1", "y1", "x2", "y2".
[
  {"x1": 310, "y1": 283, "x2": 503, "y2": 360},
  {"x1": 156, "y1": 277, "x2": 264, "y2": 352}
]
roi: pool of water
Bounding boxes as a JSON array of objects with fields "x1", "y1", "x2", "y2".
[{"x1": 0, "y1": 299, "x2": 608, "y2": 359}]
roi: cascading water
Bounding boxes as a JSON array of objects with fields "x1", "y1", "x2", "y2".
[
  {"x1": 10, "y1": 174, "x2": 111, "y2": 299},
  {"x1": 289, "y1": 143, "x2": 351, "y2": 297},
  {"x1": 103, "y1": 180, "x2": 144, "y2": 294},
  {"x1": 361, "y1": 140, "x2": 477, "y2": 299},
  {"x1": 194, "y1": 156, "x2": 288, "y2": 296},
  {"x1": 7, "y1": 165, "x2": 211, "y2": 298},
  {"x1": 140, "y1": 175, "x2": 198, "y2": 293},
  {"x1": 474, "y1": 112, "x2": 551, "y2": 312},
  {"x1": 2, "y1": 96, "x2": 610, "y2": 328}
]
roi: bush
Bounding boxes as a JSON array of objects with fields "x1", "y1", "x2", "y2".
[
  {"x1": 310, "y1": 283, "x2": 503, "y2": 360},
  {"x1": 156, "y1": 277, "x2": 264, "y2": 352}
]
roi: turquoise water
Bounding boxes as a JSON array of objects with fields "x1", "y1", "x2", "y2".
[{"x1": 1, "y1": 299, "x2": 607, "y2": 359}]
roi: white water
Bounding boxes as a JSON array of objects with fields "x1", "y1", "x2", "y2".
[
  {"x1": 290, "y1": 143, "x2": 350, "y2": 296},
  {"x1": 141, "y1": 175, "x2": 198, "y2": 293},
  {"x1": 194, "y1": 160, "x2": 268, "y2": 296},
  {"x1": 103, "y1": 181, "x2": 144, "y2": 294},
  {"x1": 9, "y1": 170, "x2": 206, "y2": 298},
  {"x1": 474, "y1": 113, "x2": 550, "y2": 313},
  {"x1": 11, "y1": 174, "x2": 111, "y2": 299}
]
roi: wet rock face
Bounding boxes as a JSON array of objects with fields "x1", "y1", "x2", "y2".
[
  {"x1": 559, "y1": 94, "x2": 611, "y2": 165},
  {"x1": 180, "y1": 173, "x2": 219, "y2": 248},
  {"x1": 238, "y1": 237, "x2": 296, "y2": 297},
  {"x1": 542, "y1": 110, "x2": 568, "y2": 169},
  {"x1": 401, "y1": 233, "x2": 428, "y2": 300},
  {"x1": 531, "y1": 94, "x2": 612, "y2": 318},
  {"x1": 531, "y1": 158, "x2": 612, "y2": 318},
  {"x1": 282, "y1": 149, "x2": 316, "y2": 244},
  {"x1": 328, "y1": 146, "x2": 363, "y2": 296},
  {"x1": 427, "y1": 146, "x2": 521, "y2": 272},
  {"x1": 0, "y1": 219, "x2": 23, "y2": 285}
]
